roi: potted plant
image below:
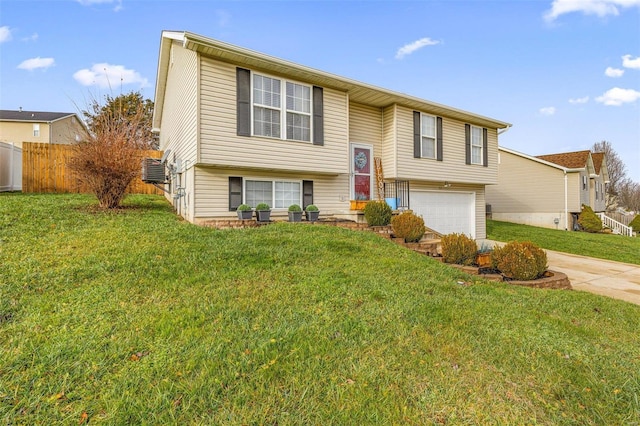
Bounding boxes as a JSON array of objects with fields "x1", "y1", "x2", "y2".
[
  {"x1": 288, "y1": 204, "x2": 303, "y2": 222},
  {"x1": 236, "y1": 203, "x2": 253, "y2": 220},
  {"x1": 475, "y1": 242, "x2": 493, "y2": 268},
  {"x1": 305, "y1": 204, "x2": 320, "y2": 222},
  {"x1": 255, "y1": 203, "x2": 271, "y2": 222}
]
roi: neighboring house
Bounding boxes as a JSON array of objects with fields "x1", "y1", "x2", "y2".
[
  {"x1": 152, "y1": 31, "x2": 511, "y2": 239},
  {"x1": 486, "y1": 147, "x2": 609, "y2": 230},
  {"x1": 0, "y1": 109, "x2": 89, "y2": 149}
]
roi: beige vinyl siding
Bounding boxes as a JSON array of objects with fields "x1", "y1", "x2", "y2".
[
  {"x1": 568, "y1": 172, "x2": 583, "y2": 212},
  {"x1": 486, "y1": 150, "x2": 567, "y2": 214},
  {"x1": 50, "y1": 117, "x2": 88, "y2": 145},
  {"x1": 592, "y1": 175, "x2": 606, "y2": 212},
  {"x1": 381, "y1": 105, "x2": 397, "y2": 178},
  {"x1": 390, "y1": 105, "x2": 498, "y2": 184},
  {"x1": 158, "y1": 41, "x2": 198, "y2": 168},
  {"x1": 0, "y1": 122, "x2": 50, "y2": 148},
  {"x1": 349, "y1": 102, "x2": 382, "y2": 154},
  {"x1": 578, "y1": 171, "x2": 590, "y2": 208},
  {"x1": 199, "y1": 57, "x2": 349, "y2": 175},
  {"x1": 193, "y1": 166, "x2": 350, "y2": 218},
  {"x1": 409, "y1": 181, "x2": 487, "y2": 239}
]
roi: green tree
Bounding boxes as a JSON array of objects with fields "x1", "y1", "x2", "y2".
[{"x1": 83, "y1": 91, "x2": 155, "y2": 149}]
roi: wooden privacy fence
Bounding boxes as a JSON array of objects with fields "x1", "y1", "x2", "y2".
[{"x1": 22, "y1": 142, "x2": 164, "y2": 195}]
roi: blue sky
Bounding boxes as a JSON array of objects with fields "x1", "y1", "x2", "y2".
[{"x1": 1, "y1": 0, "x2": 639, "y2": 182}]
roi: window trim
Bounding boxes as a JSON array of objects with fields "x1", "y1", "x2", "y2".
[
  {"x1": 251, "y1": 72, "x2": 313, "y2": 143},
  {"x1": 243, "y1": 177, "x2": 303, "y2": 209},
  {"x1": 470, "y1": 125, "x2": 483, "y2": 165},
  {"x1": 420, "y1": 113, "x2": 437, "y2": 159}
]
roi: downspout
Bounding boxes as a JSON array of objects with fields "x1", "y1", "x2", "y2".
[
  {"x1": 564, "y1": 170, "x2": 568, "y2": 231},
  {"x1": 497, "y1": 124, "x2": 512, "y2": 135}
]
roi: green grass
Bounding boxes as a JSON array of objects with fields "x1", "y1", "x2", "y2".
[
  {"x1": 487, "y1": 219, "x2": 640, "y2": 265},
  {"x1": 1, "y1": 193, "x2": 639, "y2": 424}
]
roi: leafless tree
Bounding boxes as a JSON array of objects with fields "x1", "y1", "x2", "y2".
[
  {"x1": 618, "y1": 179, "x2": 640, "y2": 212},
  {"x1": 592, "y1": 140, "x2": 627, "y2": 210},
  {"x1": 69, "y1": 96, "x2": 150, "y2": 209}
]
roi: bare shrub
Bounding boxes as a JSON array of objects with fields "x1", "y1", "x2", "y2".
[{"x1": 69, "y1": 95, "x2": 151, "y2": 209}]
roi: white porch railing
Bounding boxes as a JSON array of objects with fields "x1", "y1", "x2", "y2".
[{"x1": 597, "y1": 213, "x2": 634, "y2": 237}]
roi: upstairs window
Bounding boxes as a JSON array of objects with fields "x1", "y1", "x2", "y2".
[
  {"x1": 470, "y1": 126, "x2": 483, "y2": 165},
  {"x1": 421, "y1": 114, "x2": 437, "y2": 158},
  {"x1": 33, "y1": 124, "x2": 40, "y2": 137},
  {"x1": 253, "y1": 75, "x2": 281, "y2": 138},
  {"x1": 286, "y1": 82, "x2": 311, "y2": 142},
  {"x1": 465, "y1": 124, "x2": 488, "y2": 167},
  {"x1": 252, "y1": 73, "x2": 311, "y2": 142},
  {"x1": 413, "y1": 112, "x2": 442, "y2": 160}
]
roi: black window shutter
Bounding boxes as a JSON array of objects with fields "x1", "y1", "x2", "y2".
[
  {"x1": 313, "y1": 86, "x2": 324, "y2": 145},
  {"x1": 413, "y1": 111, "x2": 421, "y2": 158},
  {"x1": 436, "y1": 116, "x2": 443, "y2": 161},
  {"x1": 482, "y1": 128, "x2": 488, "y2": 167},
  {"x1": 229, "y1": 177, "x2": 243, "y2": 211},
  {"x1": 464, "y1": 124, "x2": 471, "y2": 165},
  {"x1": 302, "y1": 180, "x2": 314, "y2": 209},
  {"x1": 236, "y1": 68, "x2": 251, "y2": 137}
]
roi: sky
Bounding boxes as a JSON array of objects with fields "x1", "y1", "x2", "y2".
[{"x1": 1, "y1": 0, "x2": 639, "y2": 182}]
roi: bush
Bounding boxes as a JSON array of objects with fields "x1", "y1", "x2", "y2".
[
  {"x1": 255, "y1": 203, "x2": 270, "y2": 211},
  {"x1": 288, "y1": 204, "x2": 302, "y2": 212},
  {"x1": 237, "y1": 204, "x2": 252, "y2": 211},
  {"x1": 492, "y1": 241, "x2": 547, "y2": 281},
  {"x1": 441, "y1": 233, "x2": 477, "y2": 266},
  {"x1": 629, "y1": 215, "x2": 640, "y2": 233},
  {"x1": 578, "y1": 204, "x2": 602, "y2": 233},
  {"x1": 305, "y1": 204, "x2": 319, "y2": 212},
  {"x1": 363, "y1": 200, "x2": 392, "y2": 226},
  {"x1": 391, "y1": 211, "x2": 425, "y2": 242}
]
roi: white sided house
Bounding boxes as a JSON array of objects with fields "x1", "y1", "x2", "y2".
[
  {"x1": 152, "y1": 31, "x2": 511, "y2": 239},
  {"x1": 486, "y1": 147, "x2": 609, "y2": 231}
]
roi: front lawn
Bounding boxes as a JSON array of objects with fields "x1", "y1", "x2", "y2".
[
  {"x1": 1, "y1": 194, "x2": 639, "y2": 424},
  {"x1": 487, "y1": 219, "x2": 640, "y2": 265}
]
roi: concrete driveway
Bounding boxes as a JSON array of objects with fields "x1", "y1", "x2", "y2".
[
  {"x1": 545, "y1": 250, "x2": 640, "y2": 306},
  {"x1": 485, "y1": 240, "x2": 640, "y2": 305}
]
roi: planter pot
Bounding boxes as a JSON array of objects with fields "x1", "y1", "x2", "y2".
[
  {"x1": 305, "y1": 211, "x2": 320, "y2": 222},
  {"x1": 237, "y1": 210, "x2": 253, "y2": 220},
  {"x1": 350, "y1": 200, "x2": 369, "y2": 211},
  {"x1": 288, "y1": 211, "x2": 303, "y2": 222},
  {"x1": 476, "y1": 252, "x2": 492, "y2": 268},
  {"x1": 256, "y1": 210, "x2": 271, "y2": 222}
]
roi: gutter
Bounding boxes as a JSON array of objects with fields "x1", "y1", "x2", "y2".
[
  {"x1": 564, "y1": 171, "x2": 568, "y2": 231},
  {"x1": 497, "y1": 124, "x2": 512, "y2": 135}
]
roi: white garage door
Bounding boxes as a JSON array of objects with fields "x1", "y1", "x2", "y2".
[{"x1": 410, "y1": 191, "x2": 475, "y2": 238}]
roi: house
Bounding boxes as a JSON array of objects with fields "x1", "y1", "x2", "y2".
[
  {"x1": 152, "y1": 31, "x2": 511, "y2": 239},
  {"x1": 0, "y1": 109, "x2": 89, "y2": 149},
  {"x1": 485, "y1": 147, "x2": 609, "y2": 230}
]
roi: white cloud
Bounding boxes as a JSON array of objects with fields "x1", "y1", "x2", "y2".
[
  {"x1": 569, "y1": 96, "x2": 589, "y2": 104},
  {"x1": 0, "y1": 26, "x2": 12, "y2": 43},
  {"x1": 544, "y1": 0, "x2": 640, "y2": 22},
  {"x1": 17, "y1": 57, "x2": 55, "y2": 71},
  {"x1": 73, "y1": 63, "x2": 148, "y2": 88},
  {"x1": 622, "y1": 54, "x2": 640, "y2": 69},
  {"x1": 395, "y1": 37, "x2": 440, "y2": 60},
  {"x1": 539, "y1": 106, "x2": 557, "y2": 115},
  {"x1": 22, "y1": 33, "x2": 39, "y2": 42},
  {"x1": 595, "y1": 87, "x2": 640, "y2": 106},
  {"x1": 76, "y1": 0, "x2": 122, "y2": 12},
  {"x1": 605, "y1": 66, "x2": 625, "y2": 77}
]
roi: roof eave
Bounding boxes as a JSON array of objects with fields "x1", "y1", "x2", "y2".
[{"x1": 178, "y1": 31, "x2": 511, "y2": 129}]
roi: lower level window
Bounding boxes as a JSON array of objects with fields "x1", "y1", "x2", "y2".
[{"x1": 245, "y1": 180, "x2": 301, "y2": 208}]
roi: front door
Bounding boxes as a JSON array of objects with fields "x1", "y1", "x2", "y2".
[{"x1": 351, "y1": 144, "x2": 373, "y2": 201}]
